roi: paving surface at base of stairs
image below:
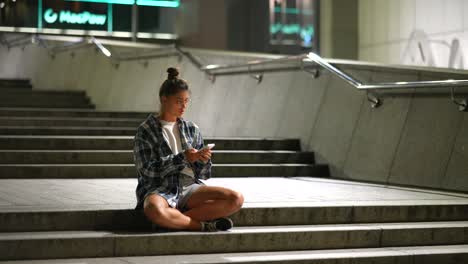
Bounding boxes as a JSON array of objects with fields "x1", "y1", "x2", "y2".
[{"x1": 1, "y1": 245, "x2": 467, "y2": 264}]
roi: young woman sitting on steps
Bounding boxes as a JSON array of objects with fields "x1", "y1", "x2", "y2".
[{"x1": 133, "y1": 67, "x2": 244, "y2": 232}]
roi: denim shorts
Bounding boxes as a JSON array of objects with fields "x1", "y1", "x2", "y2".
[
  {"x1": 176, "y1": 183, "x2": 202, "y2": 213},
  {"x1": 142, "y1": 183, "x2": 202, "y2": 213}
]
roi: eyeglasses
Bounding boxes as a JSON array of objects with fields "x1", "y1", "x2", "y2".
[{"x1": 175, "y1": 98, "x2": 192, "y2": 107}]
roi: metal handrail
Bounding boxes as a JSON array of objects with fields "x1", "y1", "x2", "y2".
[
  {"x1": 203, "y1": 52, "x2": 468, "y2": 88},
  {"x1": 1, "y1": 33, "x2": 467, "y2": 110},
  {"x1": 305, "y1": 52, "x2": 468, "y2": 110},
  {"x1": 200, "y1": 52, "x2": 468, "y2": 110},
  {"x1": 305, "y1": 52, "x2": 468, "y2": 90}
]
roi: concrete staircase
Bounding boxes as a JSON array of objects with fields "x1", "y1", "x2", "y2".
[
  {"x1": 0, "y1": 78, "x2": 94, "y2": 109},
  {"x1": 0, "y1": 78, "x2": 467, "y2": 263}
]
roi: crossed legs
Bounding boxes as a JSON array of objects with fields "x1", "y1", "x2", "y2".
[{"x1": 143, "y1": 186, "x2": 244, "y2": 231}]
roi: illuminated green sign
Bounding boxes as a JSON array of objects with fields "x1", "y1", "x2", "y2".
[
  {"x1": 33, "y1": 0, "x2": 176, "y2": 38},
  {"x1": 270, "y1": 23, "x2": 315, "y2": 46},
  {"x1": 273, "y1": 7, "x2": 313, "y2": 15},
  {"x1": 44, "y1": 8, "x2": 107, "y2": 25},
  {"x1": 65, "y1": 0, "x2": 180, "y2": 7},
  {"x1": 270, "y1": 23, "x2": 314, "y2": 37},
  {"x1": 270, "y1": 0, "x2": 318, "y2": 48}
]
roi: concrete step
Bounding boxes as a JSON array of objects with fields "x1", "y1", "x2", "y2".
[
  {"x1": 0, "y1": 102, "x2": 94, "y2": 108},
  {"x1": 0, "y1": 126, "x2": 139, "y2": 135},
  {"x1": 0, "y1": 93, "x2": 91, "y2": 102},
  {"x1": 0, "y1": 117, "x2": 143, "y2": 127},
  {"x1": 0, "y1": 164, "x2": 329, "y2": 178},
  {"x1": 0, "y1": 97, "x2": 93, "y2": 108},
  {"x1": 0, "y1": 150, "x2": 315, "y2": 164},
  {"x1": 0, "y1": 136, "x2": 302, "y2": 150},
  {"x1": 3, "y1": 245, "x2": 466, "y2": 264},
  {"x1": 1, "y1": 221, "x2": 467, "y2": 260},
  {"x1": 0, "y1": 90, "x2": 86, "y2": 96},
  {"x1": 0, "y1": 84, "x2": 31, "y2": 89},
  {"x1": 0, "y1": 78, "x2": 30, "y2": 82},
  {"x1": 0, "y1": 79, "x2": 31, "y2": 88},
  {"x1": 0, "y1": 107, "x2": 149, "y2": 118},
  {"x1": 0, "y1": 89, "x2": 92, "y2": 107},
  {"x1": 0, "y1": 87, "x2": 33, "y2": 93},
  {"x1": 2, "y1": 204, "x2": 468, "y2": 232}
]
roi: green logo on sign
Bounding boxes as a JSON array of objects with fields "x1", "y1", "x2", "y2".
[
  {"x1": 43, "y1": 8, "x2": 107, "y2": 25},
  {"x1": 44, "y1": 8, "x2": 58, "y2": 24}
]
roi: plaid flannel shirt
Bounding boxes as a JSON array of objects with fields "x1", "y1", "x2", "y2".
[{"x1": 133, "y1": 113, "x2": 212, "y2": 210}]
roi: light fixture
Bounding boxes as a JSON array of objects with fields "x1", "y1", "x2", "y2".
[
  {"x1": 0, "y1": 2, "x2": 5, "y2": 8},
  {"x1": 205, "y1": 64, "x2": 219, "y2": 70},
  {"x1": 90, "y1": 37, "x2": 112, "y2": 57}
]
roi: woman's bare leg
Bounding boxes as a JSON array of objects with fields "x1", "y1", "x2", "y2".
[
  {"x1": 143, "y1": 186, "x2": 244, "y2": 230},
  {"x1": 143, "y1": 194, "x2": 201, "y2": 231},
  {"x1": 183, "y1": 186, "x2": 244, "y2": 222}
]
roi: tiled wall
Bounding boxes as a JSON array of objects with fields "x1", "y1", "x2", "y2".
[{"x1": 359, "y1": 0, "x2": 468, "y2": 69}]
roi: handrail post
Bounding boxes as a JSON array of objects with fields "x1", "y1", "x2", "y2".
[{"x1": 450, "y1": 87, "x2": 468, "y2": 112}]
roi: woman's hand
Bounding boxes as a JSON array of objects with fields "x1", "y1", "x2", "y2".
[
  {"x1": 198, "y1": 148, "x2": 212, "y2": 163},
  {"x1": 184, "y1": 148, "x2": 212, "y2": 163},
  {"x1": 184, "y1": 148, "x2": 199, "y2": 163}
]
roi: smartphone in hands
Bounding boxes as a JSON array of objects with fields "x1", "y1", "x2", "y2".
[
  {"x1": 199, "y1": 143, "x2": 215, "y2": 164},
  {"x1": 201, "y1": 143, "x2": 215, "y2": 150}
]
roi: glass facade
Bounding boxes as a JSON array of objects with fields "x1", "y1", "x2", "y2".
[
  {"x1": 0, "y1": 0, "x2": 178, "y2": 39},
  {"x1": 269, "y1": 0, "x2": 319, "y2": 50}
]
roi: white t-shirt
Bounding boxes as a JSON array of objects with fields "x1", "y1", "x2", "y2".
[{"x1": 159, "y1": 119, "x2": 195, "y2": 184}]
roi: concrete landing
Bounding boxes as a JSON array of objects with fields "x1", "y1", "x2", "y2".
[{"x1": 0, "y1": 177, "x2": 467, "y2": 212}]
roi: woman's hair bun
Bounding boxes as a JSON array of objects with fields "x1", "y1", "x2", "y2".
[{"x1": 167, "y1": 67, "x2": 179, "y2": 80}]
